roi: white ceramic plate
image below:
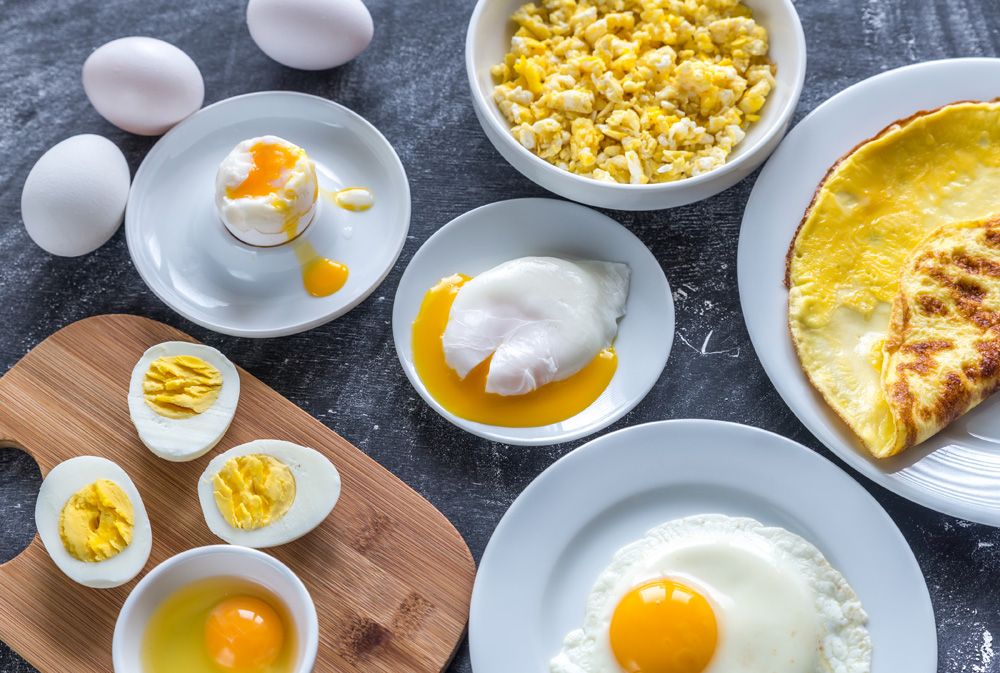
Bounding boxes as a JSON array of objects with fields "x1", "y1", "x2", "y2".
[
  {"x1": 126, "y1": 91, "x2": 411, "y2": 338},
  {"x1": 392, "y1": 198, "x2": 673, "y2": 445},
  {"x1": 738, "y1": 58, "x2": 1000, "y2": 526},
  {"x1": 470, "y1": 420, "x2": 936, "y2": 672}
]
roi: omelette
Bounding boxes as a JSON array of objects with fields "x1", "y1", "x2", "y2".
[{"x1": 787, "y1": 100, "x2": 1000, "y2": 458}]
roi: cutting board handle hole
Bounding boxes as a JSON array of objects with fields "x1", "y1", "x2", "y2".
[{"x1": 0, "y1": 443, "x2": 41, "y2": 565}]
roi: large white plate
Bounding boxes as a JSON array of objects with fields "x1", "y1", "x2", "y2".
[
  {"x1": 126, "y1": 91, "x2": 410, "y2": 337},
  {"x1": 738, "y1": 58, "x2": 1000, "y2": 526},
  {"x1": 470, "y1": 420, "x2": 936, "y2": 672},
  {"x1": 392, "y1": 198, "x2": 673, "y2": 445}
]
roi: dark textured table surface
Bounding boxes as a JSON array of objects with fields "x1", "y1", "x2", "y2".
[{"x1": 2, "y1": 0, "x2": 1000, "y2": 671}]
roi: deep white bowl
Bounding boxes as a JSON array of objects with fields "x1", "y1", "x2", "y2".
[
  {"x1": 112, "y1": 545, "x2": 318, "y2": 673},
  {"x1": 465, "y1": 0, "x2": 807, "y2": 210}
]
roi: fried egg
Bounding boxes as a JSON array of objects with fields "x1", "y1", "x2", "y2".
[
  {"x1": 128, "y1": 342, "x2": 240, "y2": 462},
  {"x1": 197, "y1": 439, "x2": 341, "y2": 548},
  {"x1": 35, "y1": 456, "x2": 152, "y2": 588},
  {"x1": 552, "y1": 514, "x2": 870, "y2": 673},
  {"x1": 788, "y1": 100, "x2": 1000, "y2": 457}
]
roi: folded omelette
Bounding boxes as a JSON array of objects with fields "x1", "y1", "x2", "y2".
[{"x1": 787, "y1": 100, "x2": 1000, "y2": 458}]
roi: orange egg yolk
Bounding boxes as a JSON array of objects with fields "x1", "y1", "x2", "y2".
[
  {"x1": 291, "y1": 237, "x2": 348, "y2": 297},
  {"x1": 204, "y1": 596, "x2": 285, "y2": 673},
  {"x1": 411, "y1": 274, "x2": 618, "y2": 427},
  {"x1": 609, "y1": 580, "x2": 717, "y2": 673},
  {"x1": 227, "y1": 142, "x2": 300, "y2": 200}
]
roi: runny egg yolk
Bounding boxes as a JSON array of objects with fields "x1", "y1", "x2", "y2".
[
  {"x1": 291, "y1": 237, "x2": 348, "y2": 297},
  {"x1": 412, "y1": 274, "x2": 617, "y2": 427},
  {"x1": 143, "y1": 356, "x2": 222, "y2": 419},
  {"x1": 205, "y1": 596, "x2": 284, "y2": 673},
  {"x1": 213, "y1": 454, "x2": 296, "y2": 530},
  {"x1": 609, "y1": 580, "x2": 717, "y2": 673},
  {"x1": 59, "y1": 479, "x2": 133, "y2": 562},
  {"x1": 227, "y1": 142, "x2": 300, "y2": 201}
]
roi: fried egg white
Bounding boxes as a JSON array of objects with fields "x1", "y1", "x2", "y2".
[
  {"x1": 442, "y1": 256, "x2": 630, "y2": 396},
  {"x1": 552, "y1": 514, "x2": 870, "y2": 673}
]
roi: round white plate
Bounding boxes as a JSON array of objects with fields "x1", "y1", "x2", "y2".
[
  {"x1": 738, "y1": 58, "x2": 1000, "y2": 526},
  {"x1": 392, "y1": 198, "x2": 673, "y2": 445},
  {"x1": 126, "y1": 91, "x2": 411, "y2": 338},
  {"x1": 470, "y1": 420, "x2": 936, "y2": 672}
]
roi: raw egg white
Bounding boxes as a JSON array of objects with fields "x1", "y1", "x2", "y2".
[
  {"x1": 553, "y1": 514, "x2": 871, "y2": 673},
  {"x1": 20, "y1": 134, "x2": 130, "y2": 257},
  {"x1": 197, "y1": 439, "x2": 341, "y2": 548},
  {"x1": 127, "y1": 342, "x2": 240, "y2": 462},
  {"x1": 246, "y1": 0, "x2": 374, "y2": 70},
  {"x1": 34, "y1": 456, "x2": 152, "y2": 588},
  {"x1": 83, "y1": 36, "x2": 204, "y2": 136}
]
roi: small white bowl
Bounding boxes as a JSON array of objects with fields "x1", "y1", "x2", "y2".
[
  {"x1": 465, "y1": 0, "x2": 807, "y2": 211},
  {"x1": 112, "y1": 545, "x2": 318, "y2": 673}
]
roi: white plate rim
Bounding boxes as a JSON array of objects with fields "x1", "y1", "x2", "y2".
[
  {"x1": 125, "y1": 90, "x2": 411, "y2": 338},
  {"x1": 738, "y1": 57, "x2": 1000, "y2": 526},
  {"x1": 469, "y1": 419, "x2": 937, "y2": 672},
  {"x1": 391, "y1": 197, "x2": 674, "y2": 446}
]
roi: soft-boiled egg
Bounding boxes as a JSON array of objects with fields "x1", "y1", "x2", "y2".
[
  {"x1": 197, "y1": 440, "x2": 341, "y2": 548},
  {"x1": 216, "y1": 135, "x2": 319, "y2": 247},
  {"x1": 128, "y1": 342, "x2": 240, "y2": 462},
  {"x1": 553, "y1": 514, "x2": 871, "y2": 673},
  {"x1": 35, "y1": 456, "x2": 152, "y2": 588},
  {"x1": 412, "y1": 256, "x2": 629, "y2": 427}
]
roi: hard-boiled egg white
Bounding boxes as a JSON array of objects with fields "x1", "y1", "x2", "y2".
[
  {"x1": 127, "y1": 342, "x2": 240, "y2": 462},
  {"x1": 197, "y1": 439, "x2": 341, "y2": 548},
  {"x1": 552, "y1": 514, "x2": 871, "y2": 673},
  {"x1": 246, "y1": 0, "x2": 374, "y2": 71},
  {"x1": 35, "y1": 456, "x2": 151, "y2": 589}
]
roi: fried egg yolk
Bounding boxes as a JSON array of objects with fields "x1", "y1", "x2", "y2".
[
  {"x1": 412, "y1": 274, "x2": 618, "y2": 427},
  {"x1": 205, "y1": 596, "x2": 285, "y2": 673},
  {"x1": 609, "y1": 580, "x2": 717, "y2": 673},
  {"x1": 143, "y1": 356, "x2": 222, "y2": 419},
  {"x1": 212, "y1": 454, "x2": 296, "y2": 530},
  {"x1": 58, "y1": 479, "x2": 134, "y2": 563}
]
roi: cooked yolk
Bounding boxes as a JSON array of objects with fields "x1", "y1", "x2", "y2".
[
  {"x1": 59, "y1": 479, "x2": 133, "y2": 562},
  {"x1": 205, "y1": 596, "x2": 284, "y2": 673},
  {"x1": 213, "y1": 454, "x2": 296, "y2": 530},
  {"x1": 290, "y1": 237, "x2": 348, "y2": 297},
  {"x1": 143, "y1": 356, "x2": 222, "y2": 419},
  {"x1": 609, "y1": 580, "x2": 717, "y2": 673},
  {"x1": 411, "y1": 274, "x2": 617, "y2": 427},
  {"x1": 227, "y1": 142, "x2": 300, "y2": 200}
]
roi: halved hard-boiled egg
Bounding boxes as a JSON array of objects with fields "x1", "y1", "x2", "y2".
[
  {"x1": 35, "y1": 456, "x2": 152, "y2": 588},
  {"x1": 127, "y1": 342, "x2": 240, "y2": 462},
  {"x1": 197, "y1": 439, "x2": 341, "y2": 548}
]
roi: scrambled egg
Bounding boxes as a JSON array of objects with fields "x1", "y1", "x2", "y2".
[{"x1": 491, "y1": 0, "x2": 774, "y2": 184}]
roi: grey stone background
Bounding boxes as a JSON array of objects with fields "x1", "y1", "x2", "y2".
[{"x1": 1, "y1": 0, "x2": 999, "y2": 671}]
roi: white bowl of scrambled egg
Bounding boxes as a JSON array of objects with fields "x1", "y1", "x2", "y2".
[{"x1": 466, "y1": 0, "x2": 806, "y2": 210}]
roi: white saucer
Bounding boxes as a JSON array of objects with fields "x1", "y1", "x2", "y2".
[
  {"x1": 738, "y1": 58, "x2": 1000, "y2": 525},
  {"x1": 470, "y1": 420, "x2": 936, "y2": 672},
  {"x1": 391, "y1": 198, "x2": 673, "y2": 445},
  {"x1": 126, "y1": 91, "x2": 410, "y2": 338}
]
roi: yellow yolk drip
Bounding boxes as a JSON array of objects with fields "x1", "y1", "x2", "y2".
[
  {"x1": 609, "y1": 580, "x2": 718, "y2": 673},
  {"x1": 204, "y1": 596, "x2": 284, "y2": 673},
  {"x1": 227, "y1": 142, "x2": 300, "y2": 201},
  {"x1": 143, "y1": 356, "x2": 222, "y2": 419},
  {"x1": 59, "y1": 479, "x2": 134, "y2": 563},
  {"x1": 412, "y1": 274, "x2": 618, "y2": 427},
  {"x1": 291, "y1": 237, "x2": 348, "y2": 297},
  {"x1": 333, "y1": 187, "x2": 375, "y2": 211},
  {"x1": 213, "y1": 454, "x2": 296, "y2": 530}
]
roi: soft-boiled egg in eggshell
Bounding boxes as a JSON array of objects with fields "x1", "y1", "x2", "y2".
[
  {"x1": 246, "y1": 0, "x2": 374, "y2": 70},
  {"x1": 198, "y1": 439, "x2": 341, "y2": 548},
  {"x1": 127, "y1": 342, "x2": 240, "y2": 462},
  {"x1": 35, "y1": 456, "x2": 152, "y2": 588}
]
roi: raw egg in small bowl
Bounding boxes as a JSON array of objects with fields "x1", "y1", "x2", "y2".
[{"x1": 112, "y1": 545, "x2": 318, "y2": 673}]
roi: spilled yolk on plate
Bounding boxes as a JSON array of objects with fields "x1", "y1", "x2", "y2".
[
  {"x1": 411, "y1": 274, "x2": 617, "y2": 427},
  {"x1": 291, "y1": 237, "x2": 349, "y2": 297}
]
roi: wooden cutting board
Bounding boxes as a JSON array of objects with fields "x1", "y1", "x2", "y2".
[{"x1": 0, "y1": 314, "x2": 475, "y2": 673}]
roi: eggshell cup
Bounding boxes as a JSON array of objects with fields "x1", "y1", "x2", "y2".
[
  {"x1": 112, "y1": 545, "x2": 318, "y2": 673},
  {"x1": 465, "y1": 0, "x2": 807, "y2": 211}
]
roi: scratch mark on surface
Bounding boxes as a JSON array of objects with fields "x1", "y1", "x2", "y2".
[{"x1": 678, "y1": 331, "x2": 740, "y2": 357}]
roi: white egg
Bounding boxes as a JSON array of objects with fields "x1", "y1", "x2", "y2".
[
  {"x1": 197, "y1": 439, "x2": 342, "y2": 548},
  {"x1": 20, "y1": 134, "x2": 130, "y2": 257},
  {"x1": 552, "y1": 514, "x2": 871, "y2": 673},
  {"x1": 127, "y1": 342, "x2": 240, "y2": 462},
  {"x1": 34, "y1": 456, "x2": 151, "y2": 589},
  {"x1": 83, "y1": 37, "x2": 204, "y2": 136},
  {"x1": 246, "y1": 0, "x2": 374, "y2": 70},
  {"x1": 442, "y1": 257, "x2": 630, "y2": 396}
]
